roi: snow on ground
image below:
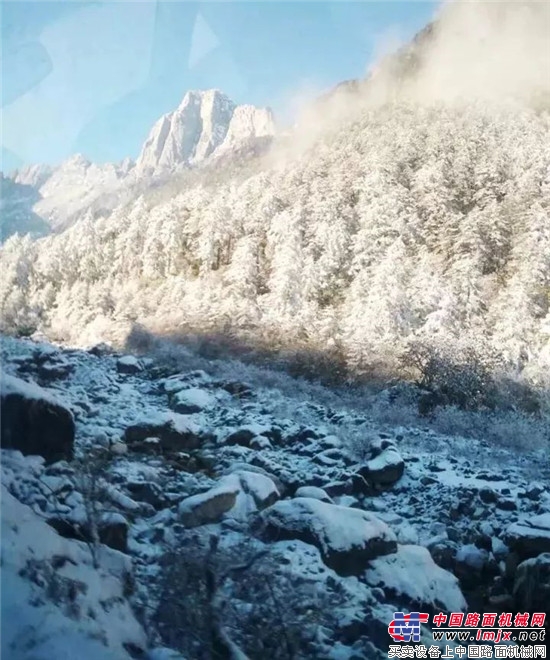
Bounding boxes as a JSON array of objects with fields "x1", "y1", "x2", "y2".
[
  {"x1": 1, "y1": 334, "x2": 549, "y2": 658},
  {"x1": 1, "y1": 484, "x2": 146, "y2": 660}
]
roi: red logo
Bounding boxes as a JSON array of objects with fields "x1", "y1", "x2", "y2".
[{"x1": 388, "y1": 612, "x2": 430, "y2": 642}]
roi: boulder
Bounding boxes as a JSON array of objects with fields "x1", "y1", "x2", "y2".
[
  {"x1": 1, "y1": 374, "x2": 75, "y2": 463},
  {"x1": 116, "y1": 356, "x2": 143, "y2": 375},
  {"x1": 249, "y1": 435, "x2": 273, "y2": 450},
  {"x1": 224, "y1": 429, "x2": 256, "y2": 447},
  {"x1": 126, "y1": 481, "x2": 166, "y2": 509},
  {"x1": 222, "y1": 463, "x2": 286, "y2": 496},
  {"x1": 220, "y1": 381, "x2": 253, "y2": 398},
  {"x1": 236, "y1": 470, "x2": 280, "y2": 509},
  {"x1": 513, "y1": 552, "x2": 550, "y2": 614},
  {"x1": 365, "y1": 544, "x2": 467, "y2": 613},
  {"x1": 258, "y1": 497, "x2": 397, "y2": 576},
  {"x1": 295, "y1": 486, "x2": 333, "y2": 503},
  {"x1": 2, "y1": 486, "x2": 147, "y2": 659},
  {"x1": 99, "y1": 513, "x2": 129, "y2": 553},
  {"x1": 124, "y1": 414, "x2": 210, "y2": 452},
  {"x1": 178, "y1": 484, "x2": 240, "y2": 527},
  {"x1": 169, "y1": 387, "x2": 216, "y2": 414},
  {"x1": 504, "y1": 513, "x2": 550, "y2": 559},
  {"x1": 37, "y1": 359, "x2": 75, "y2": 382},
  {"x1": 357, "y1": 446, "x2": 405, "y2": 487}
]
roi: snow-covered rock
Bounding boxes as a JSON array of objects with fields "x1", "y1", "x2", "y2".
[
  {"x1": 513, "y1": 552, "x2": 550, "y2": 613},
  {"x1": 455, "y1": 543, "x2": 488, "y2": 571},
  {"x1": 259, "y1": 497, "x2": 397, "y2": 576},
  {"x1": 99, "y1": 512, "x2": 130, "y2": 553},
  {"x1": 124, "y1": 412, "x2": 210, "y2": 452},
  {"x1": 1, "y1": 486, "x2": 146, "y2": 660},
  {"x1": 178, "y1": 482, "x2": 240, "y2": 527},
  {"x1": 116, "y1": 355, "x2": 143, "y2": 375},
  {"x1": 170, "y1": 387, "x2": 216, "y2": 414},
  {"x1": 1, "y1": 373, "x2": 75, "y2": 463},
  {"x1": 217, "y1": 103, "x2": 275, "y2": 152},
  {"x1": 505, "y1": 513, "x2": 550, "y2": 559},
  {"x1": 177, "y1": 469, "x2": 279, "y2": 527},
  {"x1": 234, "y1": 470, "x2": 280, "y2": 509},
  {"x1": 365, "y1": 544, "x2": 467, "y2": 613},
  {"x1": 294, "y1": 486, "x2": 333, "y2": 503},
  {"x1": 357, "y1": 445, "x2": 405, "y2": 487}
]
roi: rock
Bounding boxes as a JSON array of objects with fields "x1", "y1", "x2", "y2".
[
  {"x1": 350, "y1": 473, "x2": 374, "y2": 496},
  {"x1": 99, "y1": 513, "x2": 129, "y2": 553},
  {"x1": 37, "y1": 360, "x2": 75, "y2": 381},
  {"x1": 235, "y1": 470, "x2": 280, "y2": 509},
  {"x1": 178, "y1": 484, "x2": 240, "y2": 527},
  {"x1": 109, "y1": 441, "x2": 128, "y2": 456},
  {"x1": 258, "y1": 497, "x2": 397, "y2": 576},
  {"x1": 223, "y1": 462, "x2": 286, "y2": 496},
  {"x1": 491, "y1": 536, "x2": 509, "y2": 561},
  {"x1": 148, "y1": 648, "x2": 188, "y2": 660},
  {"x1": 324, "y1": 481, "x2": 352, "y2": 497},
  {"x1": 295, "y1": 486, "x2": 333, "y2": 503},
  {"x1": 116, "y1": 355, "x2": 143, "y2": 375},
  {"x1": 429, "y1": 540, "x2": 458, "y2": 571},
  {"x1": 169, "y1": 387, "x2": 215, "y2": 414},
  {"x1": 126, "y1": 481, "x2": 166, "y2": 509},
  {"x1": 2, "y1": 486, "x2": 147, "y2": 658},
  {"x1": 249, "y1": 435, "x2": 273, "y2": 450},
  {"x1": 520, "y1": 485, "x2": 544, "y2": 501},
  {"x1": 496, "y1": 497, "x2": 517, "y2": 512},
  {"x1": 88, "y1": 342, "x2": 113, "y2": 357},
  {"x1": 313, "y1": 450, "x2": 343, "y2": 467},
  {"x1": 124, "y1": 415, "x2": 209, "y2": 452},
  {"x1": 357, "y1": 446, "x2": 404, "y2": 487},
  {"x1": 47, "y1": 516, "x2": 84, "y2": 542},
  {"x1": 365, "y1": 545, "x2": 467, "y2": 613},
  {"x1": 396, "y1": 522, "x2": 419, "y2": 545},
  {"x1": 476, "y1": 472, "x2": 505, "y2": 482},
  {"x1": 455, "y1": 543, "x2": 489, "y2": 571},
  {"x1": 224, "y1": 429, "x2": 256, "y2": 447},
  {"x1": 288, "y1": 427, "x2": 319, "y2": 444},
  {"x1": 513, "y1": 553, "x2": 550, "y2": 614},
  {"x1": 479, "y1": 487, "x2": 498, "y2": 504},
  {"x1": 220, "y1": 381, "x2": 253, "y2": 398},
  {"x1": 505, "y1": 513, "x2": 550, "y2": 559},
  {"x1": 1, "y1": 374, "x2": 75, "y2": 463},
  {"x1": 320, "y1": 435, "x2": 343, "y2": 449}
]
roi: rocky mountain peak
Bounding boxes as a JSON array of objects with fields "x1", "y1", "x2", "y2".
[{"x1": 135, "y1": 89, "x2": 274, "y2": 176}]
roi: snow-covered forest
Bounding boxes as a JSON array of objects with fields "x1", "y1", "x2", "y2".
[{"x1": 2, "y1": 101, "x2": 550, "y2": 403}]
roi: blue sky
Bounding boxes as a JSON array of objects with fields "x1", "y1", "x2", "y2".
[{"x1": 1, "y1": 1, "x2": 438, "y2": 172}]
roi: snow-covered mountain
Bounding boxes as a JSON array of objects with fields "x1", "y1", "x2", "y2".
[
  {"x1": 28, "y1": 154, "x2": 133, "y2": 231},
  {"x1": 136, "y1": 89, "x2": 274, "y2": 176},
  {"x1": 2, "y1": 90, "x2": 275, "y2": 235}
]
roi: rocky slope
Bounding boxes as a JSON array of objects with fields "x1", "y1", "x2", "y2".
[{"x1": 1, "y1": 334, "x2": 549, "y2": 658}]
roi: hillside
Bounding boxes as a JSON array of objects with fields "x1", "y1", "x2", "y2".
[
  {"x1": 1, "y1": 335, "x2": 549, "y2": 659},
  {"x1": 2, "y1": 102, "x2": 549, "y2": 392}
]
